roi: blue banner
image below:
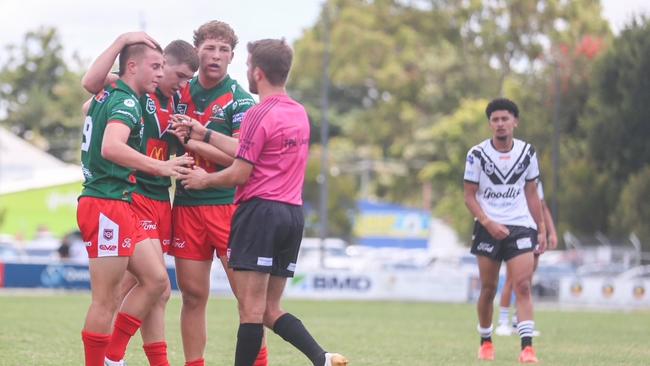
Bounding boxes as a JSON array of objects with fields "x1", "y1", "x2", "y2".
[{"x1": 0, "y1": 262, "x2": 178, "y2": 290}]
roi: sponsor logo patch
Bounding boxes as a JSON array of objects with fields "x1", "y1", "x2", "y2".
[
  {"x1": 172, "y1": 238, "x2": 185, "y2": 249},
  {"x1": 124, "y1": 99, "x2": 136, "y2": 107},
  {"x1": 140, "y1": 220, "x2": 157, "y2": 231},
  {"x1": 633, "y1": 284, "x2": 645, "y2": 299},
  {"x1": 122, "y1": 238, "x2": 132, "y2": 248},
  {"x1": 95, "y1": 90, "x2": 109, "y2": 103},
  {"x1": 476, "y1": 242, "x2": 494, "y2": 253},
  {"x1": 516, "y1": 237, "x2": 532, "y2": 249},
  {"x1": 99, "y1": 244, "x2": 117, "y2": 251}
]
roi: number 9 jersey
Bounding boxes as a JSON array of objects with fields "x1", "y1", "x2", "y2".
[{"x1": 79, "y1": 80, "x2": 143, "y2": 202}]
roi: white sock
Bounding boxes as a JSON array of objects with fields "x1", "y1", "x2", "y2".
[
  {"x1": 498, "y1": 307, "x2": 510, "y2": 325},
  {"x1": 477, "y1": 324, "x2": 493, "y2": 339}
]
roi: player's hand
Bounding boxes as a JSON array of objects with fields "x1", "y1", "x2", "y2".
[
  {"x1": 175, "y1": 165, "x2": 209, "y2": 190},
  {"x1": 484, "y1": 220, "x2": 510, "y2": 240},
  {"x1": 172, "y1": 115, "x2": 206, "y2": 141},
  {"x1": 159, "y1": 154, "x2": 193, "y2": 177},
  {"x1": 536, "y1": 231, "x2": 547, "y2": 254},
  {"x1": 547, "y1": 231, "x2": 558, "y2": 250},
  {"x1": 117, "y1": 32, "x2": 159, "y2": 50},
  {"x1": 168, "y1": 125, "x2": 188, "y2": 140}
]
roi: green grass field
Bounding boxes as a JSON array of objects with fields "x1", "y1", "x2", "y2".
[{"x1": 0, "y1": 293, "x2": 648, "y2": 365}]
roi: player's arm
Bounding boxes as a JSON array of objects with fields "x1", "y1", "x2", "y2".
[
  {"x1": 185, "y1": 139, "x2": 235, "y2": 166},
  {"x1": 82, "y1": 98, "x2": 92, "y2": 115},
  {"x1": 102, "y1": 122, "x2": 192, "y2": 176},
  {"x1": 541, "y1": 200, "x2": 558, "y2": 250},
  {"x1": 524, "y1": 180, "x2": 547, "y2": 253},
  {"x1": 173, "y1": 115, "x2": 239, "y2": 157},
  {"x1": 464, "y1": 182, "x2": 510, "y2": 240},
  {"x1": 167, "y1": 122, "x2": 234, "y2": 166},
  {"x1": 81, "y1": 32, "x2": 158, "y2": 94},
  {"x1": 176, "y1": 158, "x2": 252, "y2": 190}
]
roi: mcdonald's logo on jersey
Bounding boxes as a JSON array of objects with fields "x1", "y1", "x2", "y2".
[{"x1": 146, "y1": 139, "x2": 168, "y2": 161}]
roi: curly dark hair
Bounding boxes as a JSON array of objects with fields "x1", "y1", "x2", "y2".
[{"x1": 485, "y1": 98, "x2": 519, "y2": 119}]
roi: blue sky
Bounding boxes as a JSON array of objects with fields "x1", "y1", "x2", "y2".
[{"x1": 0, "y1": 0, "x2": 648, "y2": 89}]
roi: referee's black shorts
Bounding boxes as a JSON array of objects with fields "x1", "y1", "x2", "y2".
[{"x1": 228, "y1": 198, "x2": 304, "y2": 277}]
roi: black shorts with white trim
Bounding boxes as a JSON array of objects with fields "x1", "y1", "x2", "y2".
[
  {"x1": 228, "y1": 198, "x2": 304, "y2": 277},
  {"x1": 470, "y1": 221, "x2": 537, "y2": 262}
]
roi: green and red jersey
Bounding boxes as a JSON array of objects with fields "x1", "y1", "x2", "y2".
[
  {"x1": 134, "y1": 89, "x2": 176, "y2": 201},
  {"x1": 79, "y1": 79, "x2": 143, "y2": 202},
  {"x1": 174, "y1": 75, "x2": 255, "y2": 206}
]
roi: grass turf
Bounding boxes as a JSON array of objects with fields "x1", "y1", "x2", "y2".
[{"x1": 0, "y1": 293, "x2": 648, "y2": 365}]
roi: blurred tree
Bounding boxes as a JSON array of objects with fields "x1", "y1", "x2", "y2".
[
  {"x1": 0, "y1": 27, "x2": 86, "y2": 162},
  {"x1": 582, "y1": 17, "x2": 650, "y2": 182},
  {"x1": 610, "y1": 166, "x2": 650, "y2": 251},
  {"x1": 406, "y1": 98, "x2": 489, "y2": 236},
  {"x1": 290, "y1": 0, "x2": 611, "y2": 242},
  {"x1": 303, "y1": 142, "x2": 359, "y2": 240},
  {"x1": 575, "y1": 17, "x2": 650, "y2": 236}
]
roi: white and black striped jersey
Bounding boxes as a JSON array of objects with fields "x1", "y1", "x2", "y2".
[{"x1": 464, "y1": 138, "x2": 540, "y2": 229}]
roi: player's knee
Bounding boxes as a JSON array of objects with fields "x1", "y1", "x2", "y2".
[
  {"x1": 513, "y1": 280, "x2": 532, "y2": 298},
  {"x1": 263, "y1": 307, "x2": 284, "y2": 328},
  {"x1": 158, "y1": 281, "x2": 172, "y2": 305},
  {"x1": 142, "y1": 271, "x2": 169, "y2": 297},
  {"x1": 238, "y1": 300, "x2": 265, "y2": 323},
  {"x1": 180, "y1": 285, "x2": 209, "y2": 308},
  {"x1": 90, "y1": 298, "x2": 120, "y2": 323},
  {"x1": 481, "y1": 282, "x2": 498, "y2": 298}
]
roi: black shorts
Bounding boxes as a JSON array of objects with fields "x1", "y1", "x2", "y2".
[
  {"x1": 470, "y1": 222, "x2": 537, "y2": 262},
  {"x1": 228, "y1": 198, "x2": 304, "y2": 277}
]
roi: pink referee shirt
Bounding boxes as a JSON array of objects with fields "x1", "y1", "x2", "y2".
[{"x1": 235, "y1": 94, "x2": 310, "y2": 205}]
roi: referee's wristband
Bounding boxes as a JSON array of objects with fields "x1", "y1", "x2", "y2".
[{"x1": 203, "y1": 129, "x2": 212, "y2": 143}]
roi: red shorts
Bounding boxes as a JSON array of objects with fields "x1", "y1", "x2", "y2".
[
  {"x1": 170, "y1": 204, "x2": 237, "y2": 260},
  {"x1": 77, "y1": 197, "x2": 147, "y2": 258},
  {"x1": 131, "y1": 193, "x2": 172, "y2": 253}
]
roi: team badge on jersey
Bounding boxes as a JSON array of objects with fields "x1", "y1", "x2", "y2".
[
  {"x1": 146, "y1": 97, "x2": 156, "y2": 114},
  {"x1": 103, "y1": 228, "x2": 114, "y2": 241},
  {"x1": 210, "y1": 104, "x2": 226, "y2": 123},
  {"x1": 177, "y1": 103, "x2": 188, "y2": 115},
  {"x1": 484, "y1": 161, "x2": 495, "y2": 175}
]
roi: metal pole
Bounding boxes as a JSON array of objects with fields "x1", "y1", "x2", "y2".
[
  {"x1": 319, "y1": 4, "x2": 331, "y2": 269},
  {"x1": 551, "y1": 60, "x2": 561, "y2": 225}
]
